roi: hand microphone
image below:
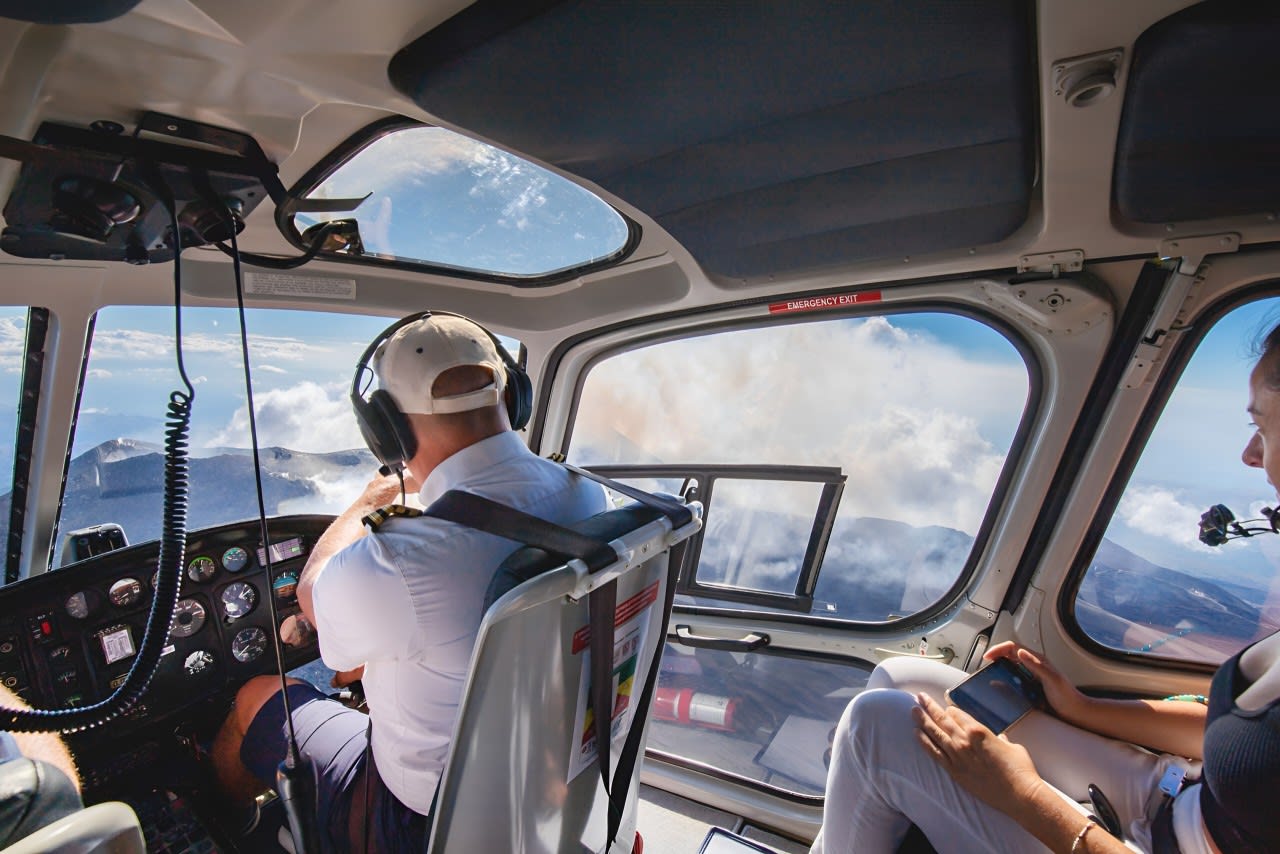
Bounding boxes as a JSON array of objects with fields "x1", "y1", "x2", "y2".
[{"x1": 1198, "y1": 503, "x2": 1280, "y2": 546}]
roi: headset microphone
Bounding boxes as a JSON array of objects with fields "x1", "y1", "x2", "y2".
[{"x1": 1198, "y1": 503, "x2": 1280, "y2": 546}]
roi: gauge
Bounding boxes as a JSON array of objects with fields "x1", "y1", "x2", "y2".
[
  {"x1": 273, "y1": 571, "x2": 299, "y2": 602},
  {"x1": 221, "y1": 582, "x2": 257, "y2": 619},
  {"x1": 183, "y1": 650, "x2": 214, "y2": 676},
  {"x1": 222, "y1": 546, "x2": 249, "y2": 573},
  {"x1": 64, "y1": 591, "x2": 96, "y2": 620},
  {"x1": 108, "y1": 578, "x2": 143, "y2": 608},
  {"x1": 231, "y1": 627, "x2": 267, "y2": 663},
  {"x1": 187, "y1": 556, "x2": 216, "y2": 583},
  {"x1": 170, "y1": 599, "x2": 207, "y2": 639}
]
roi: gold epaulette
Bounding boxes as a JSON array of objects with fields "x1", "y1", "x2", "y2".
[{"x1": 362, "y1": 504, "x2": 425, "y2": 531}]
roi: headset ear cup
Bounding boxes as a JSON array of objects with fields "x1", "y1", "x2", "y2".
[
  {"x1": 503, "y1": 365, "x2": 533, "y2": 431},
  {"x1": 354, "y1": 389, "x2": 417, "y2": 472}
]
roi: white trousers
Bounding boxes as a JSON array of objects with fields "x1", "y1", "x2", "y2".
[{"x1": 809, "y1": 658, "x2": 1207, "y2": 854}]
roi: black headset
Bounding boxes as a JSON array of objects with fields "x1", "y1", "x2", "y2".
[{"x1": 350, "y1": 311, "x2": 533, "y2": 473}]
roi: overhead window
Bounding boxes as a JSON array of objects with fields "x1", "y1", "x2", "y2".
[
  {"x1": 570, "y1": 311, "x2": 1031, "y2": 622},
  {"x1": 1073, "y1": 297, "x2": 1280, "y2": 665},
  {"x1": 287, "y1": 122, "x2": 632, "y2": 281}
]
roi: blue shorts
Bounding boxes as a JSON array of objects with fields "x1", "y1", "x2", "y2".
[{"x1": 241, "y1": 683, "x2": 430, "y2": 853}]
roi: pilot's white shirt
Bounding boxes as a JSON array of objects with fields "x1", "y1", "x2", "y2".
[{"x1": 311, "y1": 430, "x2": 607, "y2": 815}]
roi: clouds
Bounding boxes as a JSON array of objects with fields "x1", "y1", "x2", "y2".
[
  {"x1": 89, "y1": 329, "x2": 329, "y2": 364},
  {"x1": 575, "y1": 316, "x2": 1025, "y2": 534},
  {"x1": 209, "y1": 381, "x2": 363, "y2": 453},
  {"x1": 1116, "y1": 485, "x2": 1215, "y2": 553},
  {"x1": 0, "y1": 313, "x2": 26, "y2": 372}
]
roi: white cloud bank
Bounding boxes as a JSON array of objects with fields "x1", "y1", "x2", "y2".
[
  {"x1": 209, "y1": 381, "x2": 363, "y2": 453},
  {"x1": 575, "y1": 316, "x2": 1026, "y2": 534},
  {"x1": 1117, "y1": 485, "x2": 1214, "y2": 553}
]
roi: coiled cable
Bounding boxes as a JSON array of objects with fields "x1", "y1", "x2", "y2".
[{"x1": 1, "y1": 191, "x2": 193, "y2": 733}]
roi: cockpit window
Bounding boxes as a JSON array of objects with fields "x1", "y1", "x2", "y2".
[
  {"x1": 1074, "y1": 297, "x2": 1280, "y2": 665},
  {"x1": 55, "y1": 307, "x2": 452, "y2": 567},
  {"x1": 570, "y1": 311, "x2": 1030, "y2": 622},
  {"x1": 0, "y1": 307, "x2": 27, "y2": 564},
  {"x1": 287, "y1": 122, "x2": 632, "y2": 282}
]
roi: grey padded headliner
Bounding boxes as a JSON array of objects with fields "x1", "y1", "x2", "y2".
[{"x1": 389, "y1": 0, "x2": 1036, "y2": 280}]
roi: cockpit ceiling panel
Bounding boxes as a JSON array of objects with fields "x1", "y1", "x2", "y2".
[
  {"x1": 1114, "y1": 0, "x2": 1280, "y2": 225},
  {"x1": 390, "y1": 0, "x2": 1036, "y2": 280},
  {"x1": 0, "y1": 0, "x2": 140, "y2": 24}
]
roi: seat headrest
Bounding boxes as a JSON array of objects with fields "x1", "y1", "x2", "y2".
[{"x1": 483, "y1": 501, "x2": 669, "y2": 611}]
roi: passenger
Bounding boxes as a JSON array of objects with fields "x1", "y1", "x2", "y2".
[
  {"x1": 812, "y1": 325, "x2": 1280, "y2": 854},
  {"x1": 209, "y1": 314, "x2": 607, "y2": 850},
  {"x1": 0, "y1": 684, "x2": 84, "y2": 846}
]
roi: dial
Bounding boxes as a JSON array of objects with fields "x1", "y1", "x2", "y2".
[
  {"x1": 222, "y1": 546, "x2": 249, "y2": 573},
  {"x1": 273, "y1": 570, "x2": 299, "y2": 602},
  {"x1": 231, "y1": 627, "x2": 267, "y2": 663},
  {"x1": 64, "y1": 591, "x2": 97, "y2": 620},
  {"x1": 183, "y1": 650, "x2": 214, "y2": 676},
  {"x1": 108, "y1": 578, "x2": 143, "y2": 608},
  {"x1": 187, "y1": 556, "x2": 216, "y2": 583},
  {"x1": 221, "y1": 582, "x2": 257, "y2": 619},
  {"x1": 170, "y1": 599, "x2": 207, "y2": 639}
]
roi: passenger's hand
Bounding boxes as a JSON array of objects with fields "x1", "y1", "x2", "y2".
[
  {"x1": 983, "y1": 641, "x2": 1091, "y2": 724},
  {"x1": 914, "y1": 692, "x2": 1046, "y2": 814}
]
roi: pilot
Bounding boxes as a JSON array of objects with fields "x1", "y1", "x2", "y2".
[
  {"x1": 209, "y1": 314, "x2": 606, "y2": 850},
  {"x1": 811, "y1": 324, "x2": 1280, "y2": 852}
]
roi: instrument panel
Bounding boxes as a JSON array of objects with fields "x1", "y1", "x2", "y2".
[{"x1": 0, "y1": 515, "x2": 333, "y2": 735}]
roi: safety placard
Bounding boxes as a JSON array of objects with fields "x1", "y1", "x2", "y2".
[
  {"x1": 767, "y1": 291, "x2": 881, "y2": 314},
  {"x1": 566, "y1": 581, "x2": 659, "y2": 783}
]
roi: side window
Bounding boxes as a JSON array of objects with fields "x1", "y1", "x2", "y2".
[
  {"x1": 56, "y1": 307, "x2": 414, "y2": 566},
  {"x1": 571, "y1": 313, "x2": 1030, "y2": 621},
  {"x1": 1074, "y1": 298, "x2": 1280, "y2": 665},
  {"x1": 0, "y1": 308, "x2": 29, "y2": 564}
]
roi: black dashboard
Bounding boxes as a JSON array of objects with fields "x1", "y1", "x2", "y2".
[{"x1": 0, "y1": 515, "x2": 334, "y2": 740}]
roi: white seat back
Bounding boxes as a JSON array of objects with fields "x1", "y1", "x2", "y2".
[{"x1": 428, "y1": 501, "x2": 701, "y2": 854}]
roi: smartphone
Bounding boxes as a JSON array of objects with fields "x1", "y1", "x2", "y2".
[{"x1": 945, "y1": 658, "x2": 1046, "y2": 734}]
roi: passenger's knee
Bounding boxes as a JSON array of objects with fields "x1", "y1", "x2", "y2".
[
  {"x1": 232, "y1": 676, "x2": 307, "y2": 730},
  {"x1": 867, "y1": 656, "x2": 962, "y2": 700},
  {"x1": 844, "y1": 688, "x2": 920, "y2": 749}
]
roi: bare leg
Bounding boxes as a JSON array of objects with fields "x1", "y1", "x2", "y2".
[{"x1": 211, "y1": 675, "x2": 308, "y2": 806}]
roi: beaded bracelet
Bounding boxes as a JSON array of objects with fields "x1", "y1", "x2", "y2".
[
  {"x1": 1071, "y1": 820, "x2": 1095, "y2": 852},
  {"x1": 1162, "y1": 693, "x2": 1208, "y2": 704}
]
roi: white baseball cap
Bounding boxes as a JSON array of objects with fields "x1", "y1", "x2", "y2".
[{"x1": 372, "y1": 315, "x2": 506, "y2": 415}]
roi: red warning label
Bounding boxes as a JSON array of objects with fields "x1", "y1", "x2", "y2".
[{"x1": 767, "y1": 291, "x2": 882, "y2": 314}]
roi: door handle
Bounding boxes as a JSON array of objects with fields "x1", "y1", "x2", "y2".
[{"x1": 673, "y1": 624, "x2": 770, "y2": 652}]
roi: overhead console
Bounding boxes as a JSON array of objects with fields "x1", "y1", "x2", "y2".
[
  {"x1": 0, "y1": 516, "x2": 332, "y2": 737},
  {"x1": 0, "y1": 112, "x2": 283, "y2": 264}
]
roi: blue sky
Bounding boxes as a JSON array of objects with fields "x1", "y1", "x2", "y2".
[{"x1": 295, "y1": 126, "x2": 629, "y2": 278}]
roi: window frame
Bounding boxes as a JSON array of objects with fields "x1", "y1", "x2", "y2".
[
  {"x1": 4, "y1": 308, "x2": 50, "y2": 583},
  {"x1": 275, "y1": 115, "x2": 642, "y2": 287},
  {"x1": 553, "y1": 299, "x2": 1043, "y2": 632},
  {"x1": 1059, "y1": 281, "x2": 1280, "y2": 674},
  {"x1": 591, "y1": 464, "x2": 846, "y2": 612}
]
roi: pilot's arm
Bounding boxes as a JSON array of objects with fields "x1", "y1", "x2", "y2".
[{"x1": 297, "y1": 471, "x2": 412, "y2": 628}]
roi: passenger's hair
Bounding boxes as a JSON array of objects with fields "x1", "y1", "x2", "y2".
[{"x1": 1257, "y1": 323, "x2": 1280, "y2": 391}]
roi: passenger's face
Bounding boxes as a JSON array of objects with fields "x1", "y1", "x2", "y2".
[{"x1": 1243, "y1": 358, "x2": 1280, "y2": 499}]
